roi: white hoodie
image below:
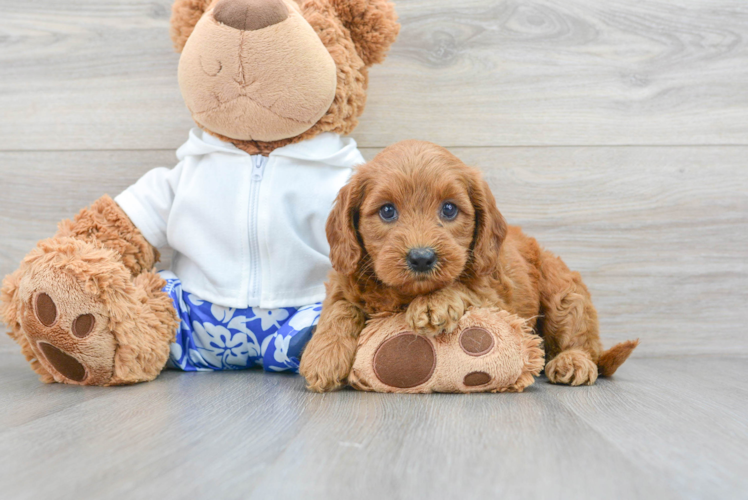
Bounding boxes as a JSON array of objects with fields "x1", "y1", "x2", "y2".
[{"x1": 115, "y1": 128, "x2": 364, "y2": 309}]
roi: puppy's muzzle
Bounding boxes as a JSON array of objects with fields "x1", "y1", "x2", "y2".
[{"x1": 407, "y1": 247, "x2": 437, "y2": 273}]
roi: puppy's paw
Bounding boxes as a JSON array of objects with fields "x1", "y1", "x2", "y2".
[
  {"x1": 405, "y1": 295, "x2": 433, "y2": 334},
  {"x1": 299, "y1": 336, "x2": 354, "y2": 392},
  {"x1": 406, "y1": 289, "x2": 466, "y2": 337},
  {"x1": 545, "y1": 349, "x2": 598, "y2": 386}
]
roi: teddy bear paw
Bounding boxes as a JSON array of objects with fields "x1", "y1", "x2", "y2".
[
  {"x1": 349, "y1": 308, "x2": 544, "y2": 393},
  {"x1": 22, "y1": 287, "x2": 114, "y2": 385},
  {"x1": 3, "y1": 238, "x2": 175, "y2": 386}
]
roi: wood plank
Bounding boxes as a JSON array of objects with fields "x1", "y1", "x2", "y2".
[
  {"x1": 0, "y1": 362, "x2": 320, "y2": 500},
  {"x1": 1, "y1": 0, "x2": 748, "y2": 150},
  {"x1": 0, "y1": 327, "x2": 15, "y2": 352},
  {"x1": 0, "y1": 0, "x2": 191, "y2": 151},
  {"x1": 6, "y1": 146, "x2": 744, "y2": 355},
  {"x1": 440, "y1": 146, "x2": 748, "y2": 356},
  {"x1": 553, "y1": 357, "x2": 748, "y2": 498},
  {"x1": 366, "y1": 0, "x2": 748, "y2": 148},
  {"x1": 0, "y1": 356, "x2": 745, "y2": 499},
  {"x1": 0, "y1": 150, "x2": 178, "y2": 275},
  {"x1": 0, "y1": 350, "x2": 113, "y2": 429},
  {"x1": 247, "y1": 376, "x2": 676, "y2": 500}
]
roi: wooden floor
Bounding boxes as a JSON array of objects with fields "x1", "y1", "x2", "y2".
[
  {"x1": 1, "y1": 334, "x2": 746, "y2": 500},
  {"x1": 2, "y1": 0, "x2": 748, "y2": 498}
]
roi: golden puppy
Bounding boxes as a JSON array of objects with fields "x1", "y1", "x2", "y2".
[{"x1": 300, "y1": 140, "x2": 638, "y2": 392}]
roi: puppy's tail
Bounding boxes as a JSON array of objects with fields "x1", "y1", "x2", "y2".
[{"x1": 597, "y1": 339, "x2": 639, "y2": 377}]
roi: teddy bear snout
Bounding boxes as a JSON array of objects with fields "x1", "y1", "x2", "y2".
[{"x1": 213, "y1": 0, "x2": 289, "y2": 31}]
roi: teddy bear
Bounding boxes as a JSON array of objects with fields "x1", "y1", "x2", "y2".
[
  {"x1": 0, "y1": 0, "x2": 399, "y2": 386},
  {"x1": 348, "y1": 308, "x2": 545, "y2": 393}
]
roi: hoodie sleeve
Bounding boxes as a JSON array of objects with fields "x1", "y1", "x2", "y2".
[{"x1": 114, "y1": 162, "x2": 184, "y2": 249}]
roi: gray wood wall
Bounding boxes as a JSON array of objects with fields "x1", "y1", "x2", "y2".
[{"x1": 1, "y1": 0, "x2": 746, "y2": 356}]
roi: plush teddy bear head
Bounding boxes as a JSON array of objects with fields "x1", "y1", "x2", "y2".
[{"x1": 170, "y1": 0, "x2": 399, "y2": 154}]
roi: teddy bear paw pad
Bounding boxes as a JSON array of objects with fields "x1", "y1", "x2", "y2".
[
  {"x1": 350, "y1": 308, "x2": 543, "y2": 393},
  {"x1": 373, "y1": 332, "x2": 436, "y2": 388},
  {"x1": 459, "y1": 327, "x2": 494, "y2": 356},
  {"x1": 37, "y1": 342, "x2": 87, "y2": 382},
  {"x1": 463, "y1": 371, "x2": 492, "y2": 387},
  {"x1": 21, "y1": 286, "x2": 116, "y2": 386}
]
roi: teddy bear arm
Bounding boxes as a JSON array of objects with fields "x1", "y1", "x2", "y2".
[
  {"x1": 0, "y1": 195, "x2": 170, "y2": 385},
  {"x1": 54, "y1": 194, "x2": 159, "y2": 276}
]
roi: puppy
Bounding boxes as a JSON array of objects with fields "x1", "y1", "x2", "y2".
[{"x1": 300, "y1": 140, "x2": 638, "y2": 392}]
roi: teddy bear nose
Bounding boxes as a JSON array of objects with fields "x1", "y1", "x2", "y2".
[
  {"x1": 407, "y1": 247, "x2": 438, "y2": 273},
  {"x1": 213, "y1": 0, "x2": 289, "y2": 31}
]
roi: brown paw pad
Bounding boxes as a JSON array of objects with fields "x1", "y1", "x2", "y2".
[
  {"x1": 22, "y1": 286, "x2": 113, "y2": 385},
  {"x1": 35, "y1": 293, "x2": 58, "y2": 326},
  {"x1": 463, "y1": 371, "x2": 492, "y2": 387},
  {"x1": 33, "y1": 292, "x2": 96, "y2": 339},
  {"x1": 373, "y1": 333, "x2": 436, "y2": 389},
  {"x1": 37, "y1": 342, "x2": 87, "y2": 382},
  {"x1": 351, "y1": 308, "x2": 543, "y2": 393},
  {"x1": 459, "y1": 327, "x2": 494, "y2": 356},
  {"x1": 72, "y1": 314, "x2": 95, "y2": 338}
]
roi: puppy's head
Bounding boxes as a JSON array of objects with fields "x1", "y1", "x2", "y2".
[{"x1": 327, "y1": 140, "x2": 507, "y2": 296}]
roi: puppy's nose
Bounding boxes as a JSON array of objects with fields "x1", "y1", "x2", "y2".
[
  {"x1": 213, "y1": 0, "x2": 289, "y2": 31},
  {"x1": 407, "y1": 248, "x2": 437, "y2": 273}
]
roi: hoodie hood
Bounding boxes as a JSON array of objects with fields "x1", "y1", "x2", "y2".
[{"x1": 177, "y1": 128, "x2": 361, "y2": 168}]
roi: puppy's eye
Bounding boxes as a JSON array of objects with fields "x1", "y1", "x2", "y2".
[
  {"x1": 440, "y1": 202, "x2": 459, "y2": 220},
  {"x1": 379, "y1": 203, "x2": 398, "y2": 222}
]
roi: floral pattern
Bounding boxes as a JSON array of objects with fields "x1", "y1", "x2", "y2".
[{"x1": 161, "y1": 271, "x2": 321, "y2": 372}]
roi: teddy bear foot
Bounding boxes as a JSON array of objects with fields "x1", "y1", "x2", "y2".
[
  {"x1": 24, "y1": 289, "x2": 113, "y2": 385},
  {"x1": 349, "y1": 308, "x2": 544, "y2": 393},
  {"x1": 1, "y1": 237, "x2": 178, "y2": 386}
]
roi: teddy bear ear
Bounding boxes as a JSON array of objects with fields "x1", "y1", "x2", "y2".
[
  {"x1": 170, "y1": 0, "x2": 214, "y2": 53},
  {"x1": 328, "y1": 0, "x2": 400, "y2": 66}
]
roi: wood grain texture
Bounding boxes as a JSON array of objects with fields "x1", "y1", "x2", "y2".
[
  {"x1": 0, "y1": 346, "x2": 745, "y2": 500},
  {"x1": 1, "y1": 1, "x2": 746, "y2": 498},
  {"x1": 2, "y1": 0, "x2": 748, "y2": 150},
  {"x1": 2, "y1": 147, "x2": 745, "y2": 356},
  {"x1": 0, "y1": 150, "x2": 177, "y2": 272}
]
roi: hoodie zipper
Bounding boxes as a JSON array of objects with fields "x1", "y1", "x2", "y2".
[{"x1": 247, "y1": 155, "x2": 268, "y2": 304}]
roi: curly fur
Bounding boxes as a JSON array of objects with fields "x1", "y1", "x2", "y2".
[
  {"x1": 1, "y1": 197, "x2": 178, "y2": 385},
  {"x1": 171, "y1": 0, "x2": 215, "y2": 52},
  {"x1": 329, "y1": 0, "x2": 400, "y2": 66},
  {"x1": 55, "y1": 195, "x2": 159, "y2": 276},
  {"x1": 0, "y1": 269, "x2": 54, "y2": 383},
  {"x1": 300, "y1": 140, "x2": 638, "y2": 391},
  {"x1": 1, "y1": 236, "x2": 179, "y2": 385}
]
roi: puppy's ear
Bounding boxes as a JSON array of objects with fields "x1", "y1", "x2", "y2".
[
  {"x1": 328, "y1": 0, "x2": 400, "y2": 66},
  {"x1": 467, "y1": 170, "x2": 507, "y2": 276},
  {"x1": 170, "y1": 0, "x2": 213, "y2": 52},
  {"x1": 327, "y1": 174, "x2": 365, "y2": 275}
]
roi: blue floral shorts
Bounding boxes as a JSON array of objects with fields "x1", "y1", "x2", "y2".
[{"x1": 160, "y1": 271, "x2": 321, "y2": 373}]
